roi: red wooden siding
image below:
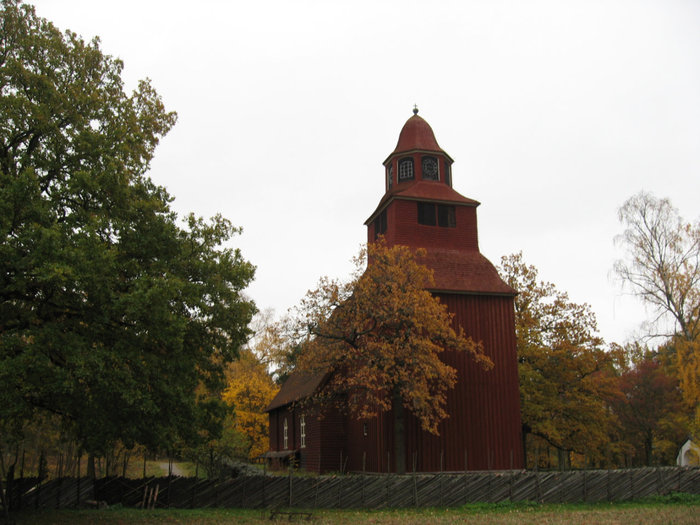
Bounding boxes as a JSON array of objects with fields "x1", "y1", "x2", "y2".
[
  {"x1": 372, "y1": 200, "x2": 479, "y2": 252},
  {"x1": 344, "y1": 293, "x2": 523, "y2": 473}
]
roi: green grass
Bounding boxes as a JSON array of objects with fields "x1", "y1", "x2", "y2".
[{"x1": 8, "y1": 494, "x2": 700, "y2": 525}]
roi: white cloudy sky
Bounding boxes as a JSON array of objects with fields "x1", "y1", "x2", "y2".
[{"x1": 30, "y1": 0, "x2": 700, "y2": 345}]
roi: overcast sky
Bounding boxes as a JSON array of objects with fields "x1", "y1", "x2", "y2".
[{"x1": 30, "y1": 0, "x2": 700, "y2": 345}]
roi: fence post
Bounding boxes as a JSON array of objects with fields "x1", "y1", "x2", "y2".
[
  {"x1": 76, "y1": 455, "x2": 81, "y2": 508},
  {"x1": 314, "y1": 477, "x2": 319, "y2": 509},
  {"x1": 35, "y1": 477, "x2": 41, "y2": 509},
  {"x1": 55, "y1": 477, "x2": 62, "y2": 509},
  {"x1": 337, "y1": 473, "x2": 341, "y2": 508},
  {"x1": 630, "y1": 470, "x2": 634, "y2": 500},
  {"x1": 190, "y1": 476, "x2": 196, "y2": 509},
  {"x1": 0, "y1": 476, "x2": 9, "y2": 519},
  {"x1": 412, "y1": 452, "x2": 417, "y2": 507},
  {"x1": 386, "y1": 471, "x2": 390, "y2": 507},
  {"x1": 167, "y1": 470, "x2": 172, "y2": 509},
  {"x1": 361, "y1": 474, "x2": 365, "y2": 507},
  {"x1": 463, "y1": 450, "x2": 468, "y2": 505},
  {"x1": 509, "y1": 469, "x2": 513, "y2": 502}
]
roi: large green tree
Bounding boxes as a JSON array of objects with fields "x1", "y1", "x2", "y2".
[{"x1": 0, "y1": 0, "x2": 256, "y2": 455}]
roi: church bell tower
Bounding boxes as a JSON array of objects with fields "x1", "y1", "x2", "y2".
[{"x1": 359, "y1": 109, "x2": 524, "y2": 472}]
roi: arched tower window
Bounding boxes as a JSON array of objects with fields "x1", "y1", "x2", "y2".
[
  {"x1": 422, "y1": 156, "x2": 439, "y2": 180},
  {"x1": 444, "y1": 160, "x2": 452, "y2": 187},
  {"x1": 398, "y1": 158, "x2": 414, "y2": 181},
  {"x1": 386, "y1": 164, "x2": 394, "y2": 189},
  {"x1": 374, "y1": 209, "x2": 387, "y2": 239}
]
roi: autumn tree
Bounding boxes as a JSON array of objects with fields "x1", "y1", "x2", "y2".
[
  {"x1": 615, "y1": 192, "x2": 700, "y2": 341},
  {"x1": 222, "y1": 348, "x2": 279, "y2": 460},
  {"x1": 294, "y1": 240, "x2": 490, "y2": 474},
  {"x1": 615, "y1": 192, "x2": 700, "y2": 435},
  {"x1": 245, "y1": 308, "x2": 300, "y2": 384},
  {"x1": 611, "y1": 345, "x2": 685, "y2": 466},
  {"x1": 0, "y1": 0, "x2": 256, "y2": 460},
  {"x1": 499, "y1": 253, "x2": 622, "y2": 469}
]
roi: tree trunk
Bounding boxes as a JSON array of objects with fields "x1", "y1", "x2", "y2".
[
  {"x1": 87, "y1": 454, "x2": 96, "y2": 479},
  {"x1": 392, "y1": 391, "x2": 406, "y2": 474},
  {"x1": 0, "y1": 474, "x2": 10, "y2": 519},
  {"x1": 521, "y1": 425, "x2": 530, "y2": 469},
  {"x1": 38, "y1": 450, "x2": 48, "y2": 480},
  {"x1": 644, "y1": 432, "x2": 653, "y2": 466},
  {"x1": 557, "y1": 448, "x2": 570, "y2": 470}
]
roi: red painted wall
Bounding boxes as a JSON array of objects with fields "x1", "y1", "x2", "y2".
[
  {"x1": 268, "y1": 404, "x2": 348, "y2": 474},
  {"x1": 343, "y1": 293, "x2": 523, "y2": 473},
  {"x1": 376, "y1": 200, "x2": 479, "y2": 252}
]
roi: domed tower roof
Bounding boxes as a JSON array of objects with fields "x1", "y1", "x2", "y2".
[{"x1": 385, "y1": 107, "x2": 453, "y2": 163}]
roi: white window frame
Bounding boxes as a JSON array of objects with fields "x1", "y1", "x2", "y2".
[
  {"x1": 398, "y1": 158, "x2": 414, "y2": 180},
  {"x1": 300, "y1": 415, "x2": 306, "y2": 448},
  {"x1": 283, "y1": 417, "x2": 288, "y2": 449}
]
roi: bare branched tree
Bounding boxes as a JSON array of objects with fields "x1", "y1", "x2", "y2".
[{"x1": 614, "y1": 192, "x2": 700, "y2": 341}]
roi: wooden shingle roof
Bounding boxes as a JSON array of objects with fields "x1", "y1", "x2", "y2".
[{"x1": 265, "y1": 370, "x2": 328, "y2": 412}]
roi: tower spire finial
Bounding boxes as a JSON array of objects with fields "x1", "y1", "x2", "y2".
[{"x1": 413, "y1": 104, "x2": 419, "y2": 115}]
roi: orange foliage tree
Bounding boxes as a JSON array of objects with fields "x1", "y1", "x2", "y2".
[
  {"x1": 499, "y1": 253, "x2": 623, "y2": 469},
  {"x1": 222, "y1": 349, "x2": 279, "y2": 460},
  {"x1": 294, "y1": 240, "x2": 490, "y2": 473}
]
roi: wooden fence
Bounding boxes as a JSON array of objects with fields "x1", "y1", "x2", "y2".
[{"x1": 4, "y1": 467, "x2": 699, "y2": 510}]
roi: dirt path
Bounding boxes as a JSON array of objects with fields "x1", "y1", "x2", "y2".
[{"x1": 158, "y1": 462, "x2": 186, "y2": 477}]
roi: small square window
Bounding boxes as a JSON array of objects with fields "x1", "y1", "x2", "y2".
[
  {"x1": 437, "y1": 205, "x2": 456, "y2": 228},
  {"x1": 417, "y1": 202, "x2": 456, "y2": 228},
  {"x1": 417, "y1": 202, "x2": 436, "y2": 226}
]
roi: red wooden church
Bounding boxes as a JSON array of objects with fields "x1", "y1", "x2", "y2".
[{"x1": 265, "y1": 109, "x2": 523, "y2": 473}]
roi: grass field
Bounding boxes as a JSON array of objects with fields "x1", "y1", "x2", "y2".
[{"x1": 7, "y1": 494, "x2": 700, "y2": 525}]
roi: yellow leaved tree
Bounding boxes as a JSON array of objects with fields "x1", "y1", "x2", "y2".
[
  {"x1": 222, "y1": 349, "x2": 279, "y2": 460},
  {"x1": 676, "y1": 338, "x2": 700, "y2": 437}
]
